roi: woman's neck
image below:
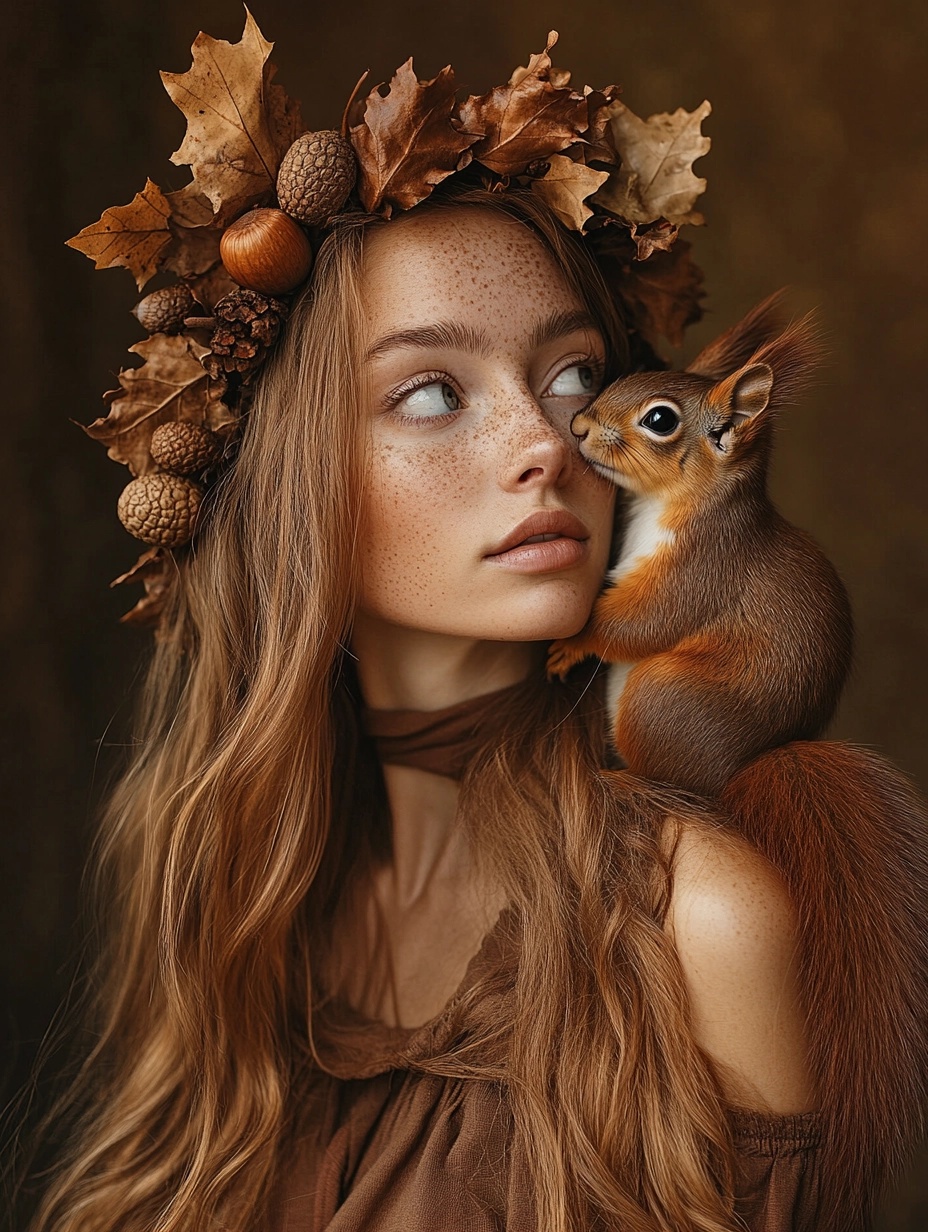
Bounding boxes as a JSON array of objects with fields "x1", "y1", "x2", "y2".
[
  {"x1": 342, "y1": 615, "x2": 524, "y2": 1011},
  {"x1": 350, "y1": 610, "x2": 543, "y2": 710}
]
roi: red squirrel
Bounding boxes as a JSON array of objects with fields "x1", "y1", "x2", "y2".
[
  {"x1": 547, "y1": 292, "x2": 853, "y2": 797},
  {"x1": 546, "y1": 293, "x2": 928, "y2": 1227}
]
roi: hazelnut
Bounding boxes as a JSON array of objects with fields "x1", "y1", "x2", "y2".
[{"x1": 219, "y1": 208, "x2": 313, "y2": 296}]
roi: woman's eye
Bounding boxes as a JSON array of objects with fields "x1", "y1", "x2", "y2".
[
  {"x1": 399, "y1": 381, "x2": 461, "y2": 418},
  {"x1": 639, "y1": 404, "x2": 680, "y2": 436},
  {"x1": 547, "y1": 363, "x2": 596, "y2": 397}
]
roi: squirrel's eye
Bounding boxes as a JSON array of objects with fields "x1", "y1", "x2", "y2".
[{"x1": 639, "y1": 404, "x2": 680, "y2": 436}]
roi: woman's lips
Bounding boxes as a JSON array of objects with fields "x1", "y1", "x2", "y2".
[
  {"x1": 488, "y1": 536, "x2": 588, "y2": 572},
  {"x1": 485, "y1": 510, "x2": 590, "y2": 574}
]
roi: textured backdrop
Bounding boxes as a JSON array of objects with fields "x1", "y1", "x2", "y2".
[{"x1": 1, "y1": 0, "x2": 925, "y2": 1224}]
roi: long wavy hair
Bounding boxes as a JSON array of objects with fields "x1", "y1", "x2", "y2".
[{"x1": 29, "y1": 187, "x2": 742, "y2": 1232}]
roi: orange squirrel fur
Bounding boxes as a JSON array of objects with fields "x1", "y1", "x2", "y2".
[
  {"x1": 548, "y1": 291, "x2": 853, "y2": 796},
  {"x1": 549, "y1": 293, "x2": 928, "y2": 1224}
]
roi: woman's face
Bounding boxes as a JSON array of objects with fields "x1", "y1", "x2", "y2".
[{"x1": 355, "y1": 206, "x2": 616, "y2": 645}]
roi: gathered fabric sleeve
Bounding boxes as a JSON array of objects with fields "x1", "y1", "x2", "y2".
[{"x1": 728, "y1": 1108, "x2": 826, "y2": 1231}]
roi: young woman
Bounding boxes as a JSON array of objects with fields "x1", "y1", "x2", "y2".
[{"x1": 31, "y1": 26, "x2": 927, "y2": 1232}]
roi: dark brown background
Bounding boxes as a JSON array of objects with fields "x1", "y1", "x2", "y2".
[{"x1": 2, "y1": 0, "x2": 926, "y2": 1225}]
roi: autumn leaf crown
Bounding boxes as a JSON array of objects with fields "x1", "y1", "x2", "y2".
[{"x1": 68, "y1": 9, "x2": 711, "y2": 626}]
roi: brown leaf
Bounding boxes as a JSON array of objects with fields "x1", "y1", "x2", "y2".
[
  {"x1": 111, "y1": 547, "x2": 174, "y2": 627},
  {"x1": 530, "y1": 155, "x2": 609, "y2": 230},
  {"x1": 66, "y1": 179, "x2": 172, "y2": 289},
  {"x1": 579, "y1": 85, "x2": 622, "y2": 165},
  {"x1": 629, "y1": 219, "x2": 679, "y2": 259},
  {"x1": 593, "y1": 100, "x2": 711, "y2": 226},
  {"x1": 459, "y1": 32, "x2": 589, "y2": 176},
  {"x1": 160, "y1": 9, "x2": 304, "y2": 223},
  {"x1": 613, "y1": 240, "x2": 706, "y2": 348},
  {"x1": 350, "y1": 60, "x2": 479, "y2": 215},
  {"x1": 163, "y1": 184, "x2": 223, "y2": 279},
  {"x1": 185, "y1": 263, "x2": 238, "y2": 312},
  {"x1": 85, "y1": 334, "x2": 235, "y2": 476}
]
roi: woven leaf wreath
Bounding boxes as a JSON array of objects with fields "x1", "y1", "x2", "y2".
[{"x1": 67, "y1": 9, "x2": 711, "y2": 627}]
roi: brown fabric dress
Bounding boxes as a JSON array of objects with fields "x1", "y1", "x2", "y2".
[{"x1": 275, "y1": 904, "x2": 825, "y2": 1232}]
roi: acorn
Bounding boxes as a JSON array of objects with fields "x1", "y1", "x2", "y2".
[
  {"x1": 276, "y1": 130, "x2": 357, "y2": 226},
  {"x1": 132, "y1": 284, "x2": 197, "y2": 334},
  {"x1": 150, "y1": 422, "x2": 222, "y2": 476},
  {"x1": 117, "y1": 473, "x2": 203, "y2": 548},
  {"x1": 219, "y1": 207, "x2": 313, "y2": 296}
]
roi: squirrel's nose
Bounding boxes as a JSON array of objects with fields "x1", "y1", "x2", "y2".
[{"x1": 571, "y1": 411, "x2": 592, "y2": 441}]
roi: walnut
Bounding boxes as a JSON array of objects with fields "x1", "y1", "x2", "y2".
[
  {"x1": 132, "y1": 284, "x2": 197, "y2": 334},
  {"x1": 150, "y1": 422, "x2": 222, "y2": 475},
  {"x1": 117, "y1": 473, "x2": 203, "y2": 547},
  {"x1": 276, "y1": 130, "x2": 357, "y2": 226}
]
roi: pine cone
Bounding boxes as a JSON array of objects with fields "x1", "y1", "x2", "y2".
[
  {"x1": 277, "y1": 131, "x2": 357, "y2": 226},
  {"x1": 117, "y1": 473, "x2": 203, "y2": 547},
  {"x1": 203, "y1": 288, "x2": 288, "y2": 381},
  {"x1": 132, "y1": 285, "x2": 197, "y2": 334},
  {"x1": 150, "y1": 422, "x2": 222, "y2": 475}
]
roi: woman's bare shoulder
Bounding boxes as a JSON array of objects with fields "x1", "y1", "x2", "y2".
[{"x1": 662, "y1": 816, "x2": 817, "y2": 1114}]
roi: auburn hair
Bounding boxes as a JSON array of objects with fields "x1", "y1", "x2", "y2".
[{"x1": 29, "y1": 187, "x2": 743, "y2": 1232}]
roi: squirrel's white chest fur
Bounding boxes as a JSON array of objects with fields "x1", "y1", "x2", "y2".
[
  {"x1": 607, "y1": 494, "x2": 675, "y2": 585},
  {"x1": 605, "y1": 496, "x2": 674, "y2": 722}
]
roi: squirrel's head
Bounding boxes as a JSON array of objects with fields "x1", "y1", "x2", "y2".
[
  {"x1": 571, "y1": 364, "x2": 775, "y2": 498},
  {"x1": 572, "y1": 301, "x2": 820, "y2": 499}
]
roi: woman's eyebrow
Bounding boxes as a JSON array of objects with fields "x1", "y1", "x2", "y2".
[
  {"x1": 364, "y1": 321, "x2": 491, "y2": 361},
  {"x1": 364, "y1": 309, "x2": 601, "y2": 363},
  {"x1": 527, "y1": 308, "x2": 601, "y2": 352}
]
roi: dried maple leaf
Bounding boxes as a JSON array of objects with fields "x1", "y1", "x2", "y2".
[
  {"x1": 185, "y1": 263, "x2": 238, "y2": 312},
  {"x1": 530, "y1": 155, "x2": 608, "y2": 230},
  {"x1": 163, "y1": 184, "x2": 224, "y2": 279},
  {"x1": 111, "y1": 547, "x2": 175, "y2": 627},
  {"x1": 66, "y1": 179, "x2": 172, "y2": 290},
  {"x1": 85, "y1": 334, "x2": 235, "y2": 477},
  {"x1": 350, "y1": 60, "x2": 480, "y2": 215},
  {"x1": 459, "y1": 32, "x2": 589, "y2": 176},
  {"x1": 593, "y1": 100, "x2": 711, "y2": 227},
  {"x1": 160, "y1": 9, "x2": 304, "y2": 223}
]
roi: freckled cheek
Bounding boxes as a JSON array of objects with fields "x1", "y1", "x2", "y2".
[{"x1": 360, "y1": 439, "x2": 484, "y2": 608}]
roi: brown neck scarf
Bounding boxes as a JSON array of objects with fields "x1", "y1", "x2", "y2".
[{"x1": 361, "y1": 679, "x2": 535, "y2": 781}]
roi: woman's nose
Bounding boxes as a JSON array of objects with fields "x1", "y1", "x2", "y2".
[{"x1": 496, "y1": 389, "x2": 573, "y2": 491}]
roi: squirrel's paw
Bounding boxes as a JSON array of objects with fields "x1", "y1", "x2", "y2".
[{"x1": 546, "y1": 639, "x2": 588, "y2": 680}]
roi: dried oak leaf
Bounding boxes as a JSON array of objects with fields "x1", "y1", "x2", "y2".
[
  {"x1": 612, "y1": 239, "x2": 706, "y2": 348},
  {"x1": 66, "y1": 179, "x2": 172, "y2": 290},
  {"x1": 629, "y1": 219, "x2": 679, "y2": 259},
  {"x1": 530, "y1": 154, "x2": 609, "y2": 230},
  {"x1": 578, "y1": 85, "x2": 622, "y2": 166},
  {"x1": 459, "y1": 32, "x2": 589, "y2": 176},
  {"x1": 160, "y1": 8, "x2": 304, "y2": 223},
  {"x1": 350, "y1": 61, "x2": 480, "y2": 215},
  {"x1": 593, "y1": 100, "x2": 711, "y2": 227},
  {"x1": 111, "y1": 546, "x2": 175, "y2": 627},
  {"x1": 85, "y1": 334, "x2": 235, "y2": 477}
]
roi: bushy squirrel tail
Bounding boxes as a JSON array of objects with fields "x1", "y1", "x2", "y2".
[{"x1": 721, "y1": 741, "x2": 928, "y2": 1229}]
